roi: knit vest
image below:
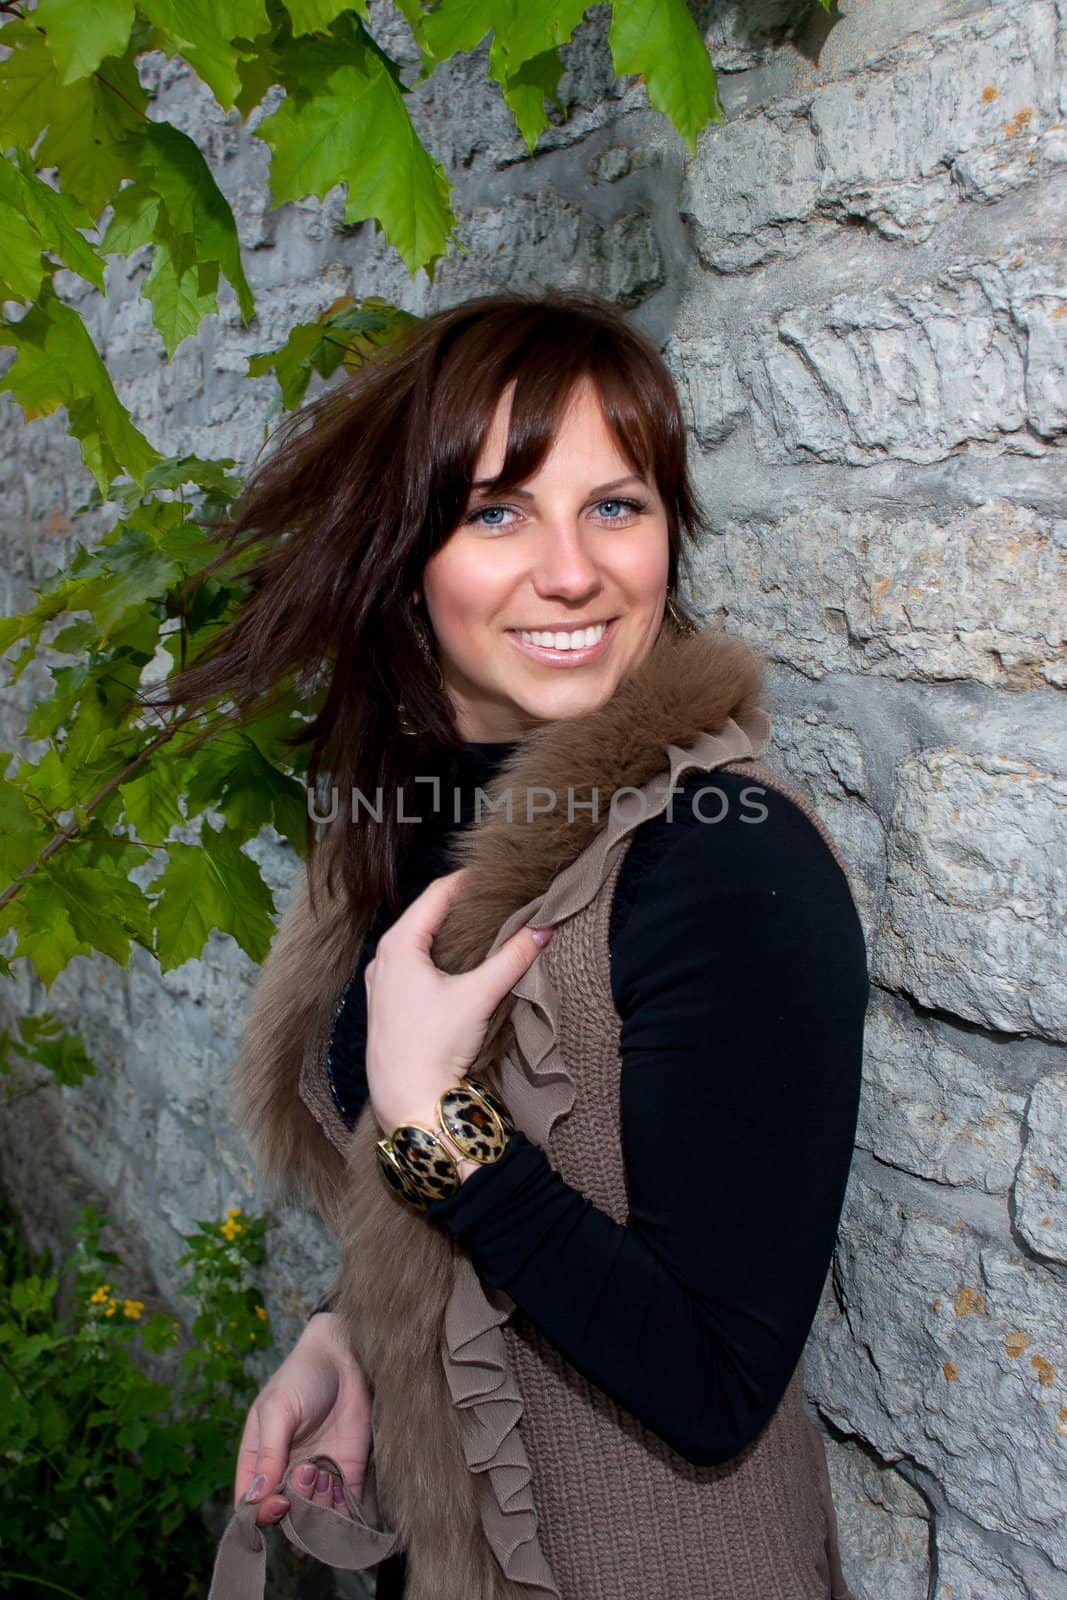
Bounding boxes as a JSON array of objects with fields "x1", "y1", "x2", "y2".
[
  {"x1": 209, "y1": 623, "x2": 859, "y2": 1600},
  {"x1": 501, "y1": 810, "x2": 853, "y2": 1600}
]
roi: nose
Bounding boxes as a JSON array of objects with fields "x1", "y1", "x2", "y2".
[{"x1": 530, "y1": 524, "x2": 604, "y2": 605}]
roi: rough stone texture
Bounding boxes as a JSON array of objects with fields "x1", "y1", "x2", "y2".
[
  {"x1": 1013, "y1": 1073, "x2": 1067, "y2": 1263},
  {"x1": 822, "y1": 1436, "x2": 933, "y2": 1599},
  {"x1": 1, "y1": 0, "x2": 1065, "y2": 1596},
  {"x1": 684, "y1": 500, "x2": 1066, "y2": 690},
  {"x1": 873, "y1": 747, "x2": 1066, "y2": 1042}
]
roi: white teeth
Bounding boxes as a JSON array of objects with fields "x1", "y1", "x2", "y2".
[{"x1": 516, "y1": 623, "x2": 608, "y2": 650}]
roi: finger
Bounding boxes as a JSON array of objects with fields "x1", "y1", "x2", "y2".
[
  {"x1": 236, "y1": 1397, "x2": 298, "y2": 1517},
  {"x1": 234, "y1": 1409, "x2": 261, "y2": 1508},
  {"x1": 461, "y1": 923, "x2": 554, "y2": 1012},
  {"x1": 312, "y1": 1466, "x2": 338, "y2": 1506},
  {"x1": 382, "y1": 867, "x2": 471, "y2": 953},
  {"x1": 289, "y1": 1461, "x2": 320, "y2": 1500}
]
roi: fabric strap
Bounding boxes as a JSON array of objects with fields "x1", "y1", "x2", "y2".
[{"x1": 207, "y1": 1452, "x2": 399, "y2": 1599}]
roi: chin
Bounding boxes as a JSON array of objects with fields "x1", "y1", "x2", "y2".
[{"x1": 511, "y1": 679, "x2": 620, "y2": 726}]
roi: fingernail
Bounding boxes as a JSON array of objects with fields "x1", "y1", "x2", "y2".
[
  {"x1": 530, "y1": 925, "x2": 553, "y2": 948},
  {"x1": 333, "y1": 1483, "x2": 347, "y2": 1507},
  {"x1": 244, "y1": 1473, "x2": 267, "y2": 1503},
  {"x1": 315, "y1": 1469, "x2": 331, "y2": 1493},
  {"x1": 294, "y1": 1463, "x2": 317, "y2": 1488}
]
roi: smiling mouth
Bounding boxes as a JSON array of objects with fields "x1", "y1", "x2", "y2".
[{"x1": 505, "y1": 617, "x2": 620, "y2": 662}]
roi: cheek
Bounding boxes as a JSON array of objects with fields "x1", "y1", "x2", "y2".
[
  {"x1": 423, "y1": 540, "x2": 515, "y2": 647},
  {"x1": 608, "y1": 527, "x2": 671, "y2": 596}
]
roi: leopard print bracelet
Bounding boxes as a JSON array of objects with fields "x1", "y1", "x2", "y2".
[{"x1": 374, "y1": 1076, "x2": 515, "y2": 1210}]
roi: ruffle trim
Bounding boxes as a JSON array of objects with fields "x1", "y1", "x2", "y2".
[{"x1": 437, "y1": 707, "x2": 773, "y2": 1597}]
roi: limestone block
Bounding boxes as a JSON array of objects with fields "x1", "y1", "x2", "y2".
[
  {"x1": 808, "y1": 2, "x2": 1059, "y2": 239},
  {"x1": 693, "y1": 501, "x2": 1066, "y2": 689},
  {"x1": 661, "y1": 332, "x2": 749, "y2": 448},
  {"x1": 684, "y1": 2, "x2": 1059, "y2": 265},
  {"x1": 872, "y1": 748, "x2": 1066, "y2": 1041},
  {"x1": 740, "y1": 255, "x2": 1064, "y2": 466},
  {"x1": 433, "y1": 192, "x2": 663, "y2": 306},
  {"x1": 681, "y1": 107, "x2": 823, "y2": 272},
  {"x1": 1012, "y1": 1073, "x2": 1067, "y2": 1262},
  {"x1": 858, "y1": 1000, "x2": 1026, "y2": 1194},
  {"x1": 741, "y1": 707, "x2": 883, "y2": 938},
  {"x1": 808, "y1": 1171, "x2": 1067, "y2": 1567},
  {"x1": 822, "y1": 1437, "x2": 932, "y2": 1600}
]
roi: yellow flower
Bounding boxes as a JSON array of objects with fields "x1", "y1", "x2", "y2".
[
  {"x1": 104, "y1": 1300, "x2": 117, "y2": 1317},
  {"x1": 220, "y1": 1218, "x2": 245, "y2": 1241},
  {"x1": 225, "y1": 1206, "x2": 243, "y2": 1219},
  {"x1": 90, "y1": 1285, "x2": 111, "y2": 1303},
  {"x1": 254, "y1": 1305, "x2": 267, "y2": 1322},
  {"x1": 122, "y1": 1300, "x2": 144, "y2": 1320}
]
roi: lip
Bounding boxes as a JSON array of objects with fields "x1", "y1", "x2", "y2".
[{"x1": 505, "y1": 617, "x2": 619, "y2": 666}]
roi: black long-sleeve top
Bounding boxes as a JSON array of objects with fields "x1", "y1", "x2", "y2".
[{"x1": 314, "y1": 738, "x2": 869, "y2": 1469}]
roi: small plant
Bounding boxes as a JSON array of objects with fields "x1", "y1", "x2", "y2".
[
  {"x1": 0, "y1": 1194, "x2": 272, "y2": 1599},
  {"x1": 0, "y1": 1009, "x2": 98, "y2": 1107}
]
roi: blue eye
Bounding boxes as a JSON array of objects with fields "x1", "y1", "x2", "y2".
[{"x1": 597, "y1": 498, "x2": 640, "y2": 518}]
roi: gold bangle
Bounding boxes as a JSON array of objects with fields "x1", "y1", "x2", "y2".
[
  {"x1": 377, "y1": 1077, "x2": 516, "y2": 1209},
  {"x1": 392, "y1": 1122, "x2": 465, "y2": 1202},
  {"x1": 437, "y1": 1078, "x2": 514, "y2": 1163}
]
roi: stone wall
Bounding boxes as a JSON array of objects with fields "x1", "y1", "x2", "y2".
[{"x1": 1, "y1": 2, "x2": 1064, "y2": 1596}]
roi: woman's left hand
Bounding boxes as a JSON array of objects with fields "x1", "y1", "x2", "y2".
[{"x1": 364, "y1": 866, "x2": 553, "y2": 1136}]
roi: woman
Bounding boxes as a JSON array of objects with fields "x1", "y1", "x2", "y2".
[{"x1": 196, "y1": 290, "x2": 869, "y2": 1599}]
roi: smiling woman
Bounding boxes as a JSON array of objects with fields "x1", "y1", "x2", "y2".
[{"x1": 165, "y1": 292, "x2": 867, "y2": 1600}]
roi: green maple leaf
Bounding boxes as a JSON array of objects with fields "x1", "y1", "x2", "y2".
[
  {"x1": 34, "y1": 0, "x2": 136, "y2": 85},
  {"x1": 489, "y1": 0, "x2": 589, "y2": 73},
  {"x1": 0, "y1": 20, "x2": 148, "y2": 218},
  {"x1": 0, "y1": 776, "x2": 52, "y2": 887},
  {"x1": 102, "y1": 121, "x2": 255, "y2": 355},
  {"x1": 137, "y1": 0, "x2": 271, "y2": 111},
  {"x1": 8, "y1": 884, "x2": 93, "y2": 989},
  {"x1": 0, "y1": 283, "x2": 161, "y2": 493},
  {"x1": 495, "y1": 46, "x2": 566, "y2": 150},
  {"x1": 418, "y1": 0, "x2": 494, "y2": 58},
  {"x1": 180, "y1": 731, "x2": 307, "y2": 847},
  {"x1": 258, "y1": 23, "x2": 454, "y2": 276},
  {"x1": 44, "y1": 855, "x2": 154, "y2": 968},
  {"x1": 0, "y1": 153, "x2": 106, "y2": 303},
  {"x1": 142, "y1": 244, "x2": 221, "y2": 357},
  {"x1": 152, "y1": 823, "x2": 276, "y2": 970},
  {"x1": 284, "y1": 0, "x2": 367, "y2": 35},
  {"x1": 247, "y1": 295, "x2": 417, "y2": 409},
  {"x1": 609, "y1": 0, "x2": 724, "y2": 154},
  {"x1": 0, "y1": 206, "x2": 48, "y2": 303},
  {"x1": 119, "y1": 757, "x2": 187, "y2": 845}
]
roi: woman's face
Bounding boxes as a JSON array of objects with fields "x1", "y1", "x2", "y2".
[{"x1": 419, "y1": 377, "x2": 672, "y2": 741}]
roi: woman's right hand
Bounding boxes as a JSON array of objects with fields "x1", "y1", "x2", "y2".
[{"x1": 233, "y1": 1311, "x2": 373, "y2": 1526}]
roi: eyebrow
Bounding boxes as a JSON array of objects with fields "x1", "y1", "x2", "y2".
[{"x1": 468, "y1": 474, "x2": 648, "y2": 499}]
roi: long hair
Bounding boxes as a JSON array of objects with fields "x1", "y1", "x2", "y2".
[{"x1": 152, "y1": 289, "x2": 711, "y2": 922}]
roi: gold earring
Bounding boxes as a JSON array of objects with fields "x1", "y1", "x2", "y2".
[
  {"x1": 665, "y1": 590, "x2": 698, "y2": 637},
  {"x1": 397, "y1": 609, "x2": 444, "y2": 735}
]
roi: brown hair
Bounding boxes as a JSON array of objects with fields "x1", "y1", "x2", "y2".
[{"x1": 153, "y1": 288, "x2": 710, "y2": 923}]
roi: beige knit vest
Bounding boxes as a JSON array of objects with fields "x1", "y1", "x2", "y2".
[{"x1": 501, "y1": 761, "x2": 854, "y2": 1600}]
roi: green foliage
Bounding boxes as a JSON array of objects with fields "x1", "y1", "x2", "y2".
[
  {"x1": 608, "y1": 0, "x2": 724, "y2": 153},
  {"x1": 0, "y1": 1194, "x2": 272, "y2": 1598},
  {"x1": 0, "y1": 1011, "x2": 98, "y2": 1102},
  {"x1": 0, "y1": 0, "x2": 833, "y2": 997}
]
